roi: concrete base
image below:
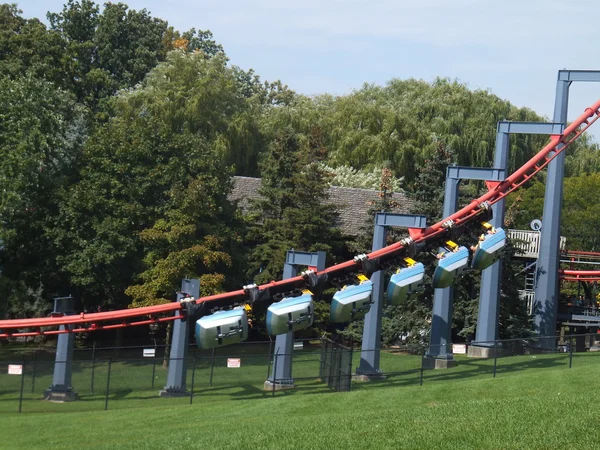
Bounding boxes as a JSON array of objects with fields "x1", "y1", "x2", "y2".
[
  {"x1": 263, "y1": 380, "x2": 296, "y2": 391},
  {"x1": 44, "y1": 387, "x2": 77, "y2": 402},
  {"x1": 422, "y1": 357, "x2": 457, "y2": 370},
  {"x1": 468, "y1": 345, "x2": 502, "y2": 359},
  {"x1": 159, "y1": 387, "x2": 189, "y2": 397},
  {"x1": 352, "y1": 372, "x2": 386, "y2": 382}
]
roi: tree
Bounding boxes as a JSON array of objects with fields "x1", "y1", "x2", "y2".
[
  {"x1": 511, "y1": 173, "x2": 600, "y2": 252},
  {"x1": 310, "y1": 78, "x2": 554, "y2": 184},
  {"x1": 45, "y1": 0, "x2": 229, "y2": 116},
  {"x1": 125, "y1": 136, "x2": 244, "y2": 307},
  {"x1": 52, "y1": 48, "x2": 262, "y2": 311},
  {"x1": 0, "y1": 74, "x2": 79, "y2": 318},
  {"x1": 246, "y1": 124, "x2": 344, "y2": 284},
  {"x1": 0, "y1": 4, "x2": 68, "y2": 87},
  {"x1": 410, "y1": 141, "x2": 455, "y2": 223},
  {"x1": 116, "y1": 50, "x2": 268, "y2": 176}
]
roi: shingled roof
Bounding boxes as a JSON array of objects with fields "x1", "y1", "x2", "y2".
[{"x1": 229, "y1": 176, "x2": 414, "y2": 237}]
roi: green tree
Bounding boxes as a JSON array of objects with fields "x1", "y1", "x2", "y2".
[
  {"x1": 0, "y1": 74, "x2": 78, "y2": 318},
  {"x1": 246, "y1": 124, "x2": 344, "y2": 284},
  {"x1": 512, "y1": 173, "x2": 600, "y2": 251},
  {"x1": 124, "y1": 136, "x2": 243, "y2": 307},
  {"x1": 0, "y1": 4, "x2": 67, "y2": 86},
  {"x1": 48, "y1": 0, "x2": 168, "y2": 112},
  {"x1": 116, "y1": 50, "x2": 268, "y2": 176},
  {"x1": 53, "y1": 49, "x2": 260, "y2": 310},
  {"x1": 410, "y1": 141, "x2": 455, "y2": 223}
]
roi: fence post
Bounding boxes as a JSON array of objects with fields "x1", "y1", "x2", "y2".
[
  {"x1": 31, "y1": 350, "x2": 37, "y2": 393},
  {"x1": 189, "y1": 357, "x2": 196, "y2": 405},
  {"x1": 493, "y1": 340, "x2": 498, "y2": 378},
  {"x1": 318, "y1": 339, "x2": 324, "y2": 378},
  {"x1": 104, "y1": 359, "x2": 112, "y2": 411},
  {"x1": 266, "y1": 338, "x2": 273, "y2": 380},
  {"x1": 18, "y1": 361, "x2": 26, "y2": 413},
  {"x1": 151, "y1": 340, "x2": 157, "y2": 389},
  {"x1": 569, "y1": 335, "x2": 573, "y2": 369},
  {"x1": 209, "y1": 348, "x2": 216, "y2": 386},
  {"x1": 272, "y1": 349, "x2": 278, "y2": 397},
  {"x1": 151, "y1": 356, "x2": 157, "y2": 389},
  {"x1": 337, "y1": 346, "x2": 342, "y2": 391},
  {"x1": 347, "y1": 347, "x2": 354, "y2": 392},
  {"x1": 420, "y1": 351, "x2": 425, "y2": 386},
  {"x1": 91, "y1": 341, "x2": 96, "y2": 395}
]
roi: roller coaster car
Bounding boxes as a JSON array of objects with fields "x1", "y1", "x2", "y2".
[
  {"x1": 471, "y1": 228, "x2": 506, "y2": 270},
  {"x1": 432, "y1": 246, "x2": 469, "y2": 289},
  {"x1": 330, "y1": 275, "x2": 373, "y2": 323},
  {"x1": 387, "y1": 262, "x2": 425, "y2": 306},
  {"x1": 266, "y1": 291, "x2": 314, "y2": 336},
  {"x1": 195, "y1": 307, "x2": 248, "y2": 349}
]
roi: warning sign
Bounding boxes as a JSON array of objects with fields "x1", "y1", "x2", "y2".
[
  {"x1": 8, "y1": 364, "x2": 23, "y2": 375},
  {"x1": 227, "y1": 358, "x2": 241, "y2": 368},
  {"x1": 452, "y1": 344, "x2": 467, "y2": 354}
]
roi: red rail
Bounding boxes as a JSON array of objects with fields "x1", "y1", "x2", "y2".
[
  {"x1": 560, "y1": 270, "x2": 600, "y2": 282},
  {"x1": 2, "y1": 99, "x2": 600, "y2": 338}
]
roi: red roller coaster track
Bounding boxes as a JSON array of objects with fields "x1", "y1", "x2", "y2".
[
  {"x1": 2, "y1": 100, "x2": 600, "y2": 338},
  {"x1": 560, "y1": 270, "x2": 600, "y2": 282}
]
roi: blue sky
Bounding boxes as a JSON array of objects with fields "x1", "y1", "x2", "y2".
[{"x1": 20, "y1": 0, "x2": 600, "y2": 141}]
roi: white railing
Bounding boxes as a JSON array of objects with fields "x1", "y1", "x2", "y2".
[
  {"x1": 518, "y1": 290, "x2": 535, "y2": 315},
  {"x1": 508, "y1": 229, "x2": 566, "y2": 259}
]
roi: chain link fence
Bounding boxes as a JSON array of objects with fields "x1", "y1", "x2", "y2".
[{"x1": 2, "y1": 333, "x2": 600, "y2": 413}]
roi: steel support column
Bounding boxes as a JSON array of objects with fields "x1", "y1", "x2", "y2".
[
  {"x1": 267, "y1": 250, "x2": 326, "y2": 388},
  {"x1": 475, "y1": 121, "x2": 563, "y2": 347},
  {"x1": 535, "y1": 70, "x2": 600, "y2": 347},
  {"x1": 357, "y1": 213, "x2": 427, "y2": 377},
  {"x1": 160, "y1": 278, "x2": 200, "y2": 397},
  {"x1": 428, "y1": 167, "x2": 505, "y2": 359},
  {"x1": 44, "y1": 296, "x2": 77, "y2": 401},
  {"x1": 428, "y1": 178, "x2": 460, "y2": 359}
]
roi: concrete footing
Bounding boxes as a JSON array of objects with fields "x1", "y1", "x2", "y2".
[
  {"x1": 352, "y1": 372, "x2": 387, "y2": 382},
  {"x1": 44, "y1": 387, "x2": 77, "y2": 402},
  {"x1": 422, "y1": 357, "x2": 457, "y2": 370},
  {"x1": 468, "y1": 345, "x2": 502, "y2": 358},
  {"x1": 159, "y1": 387, "x2": 189, "y2": 397},
  {"x1": 263, "y1": 380, "x2": 296, "y2": 391}
]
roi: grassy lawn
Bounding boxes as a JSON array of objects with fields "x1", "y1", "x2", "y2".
[{"x1": 1, "y1": 345, "x2": 599, "y2": 449}]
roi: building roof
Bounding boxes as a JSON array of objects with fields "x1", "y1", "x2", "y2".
[{"x1": 229, "y1": 176, "x2": 414, "y2": 237}]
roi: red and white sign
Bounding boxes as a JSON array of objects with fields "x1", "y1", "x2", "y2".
[
  {"x1": 8, "y1": 364, "x2": 23, "y2": 375},
  {"x1": 227, "y1": 358, "x2": 241, "y2": 368}
]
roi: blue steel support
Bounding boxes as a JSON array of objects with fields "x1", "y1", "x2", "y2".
[
  {"x1": 357, "y1": 212, "x2": 428, "y2": 376},
  {"x1": 269, "y1": 250, "x2": 326, "y2": 387},
  {"x1": 428, "y1": 166, "x2": 506, "y2": 358},
  {"x1": 45, "y1": 296, "x2": 77, "y2": 401},
  {"x1": 474, "y1": 121, "x2": 563, "y2": 347},
  {"x1": 474, "y1": 129, "x2": 509, "y2": 346},
  {"x1": 428, "y1": 178, "x2": 460, "y2": 359},
  {"x1": 534, "y1": 79, "x2": 569, "y2": 344},
  {"x1": 356, "y1": 222, "x2": 387, "y2": 376},
  {"x1": 160, "y1": 278, "x2": 200, "y2": 397},
  {"x1": 535, "y1": 70, "x2": 600, "y2": 348}
]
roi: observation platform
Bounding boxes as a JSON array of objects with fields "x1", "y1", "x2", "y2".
[{"x1": 508, "y1": 229, "x2": 567, "y2": 259}]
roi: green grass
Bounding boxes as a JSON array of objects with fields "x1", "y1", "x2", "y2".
[{"x1": 1, "y1": 347, "x2": 599, "y2": 449}]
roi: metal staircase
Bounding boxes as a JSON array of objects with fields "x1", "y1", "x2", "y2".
[{"x1": 518, "y1": 261, "x2": 537, "y2": 315}]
